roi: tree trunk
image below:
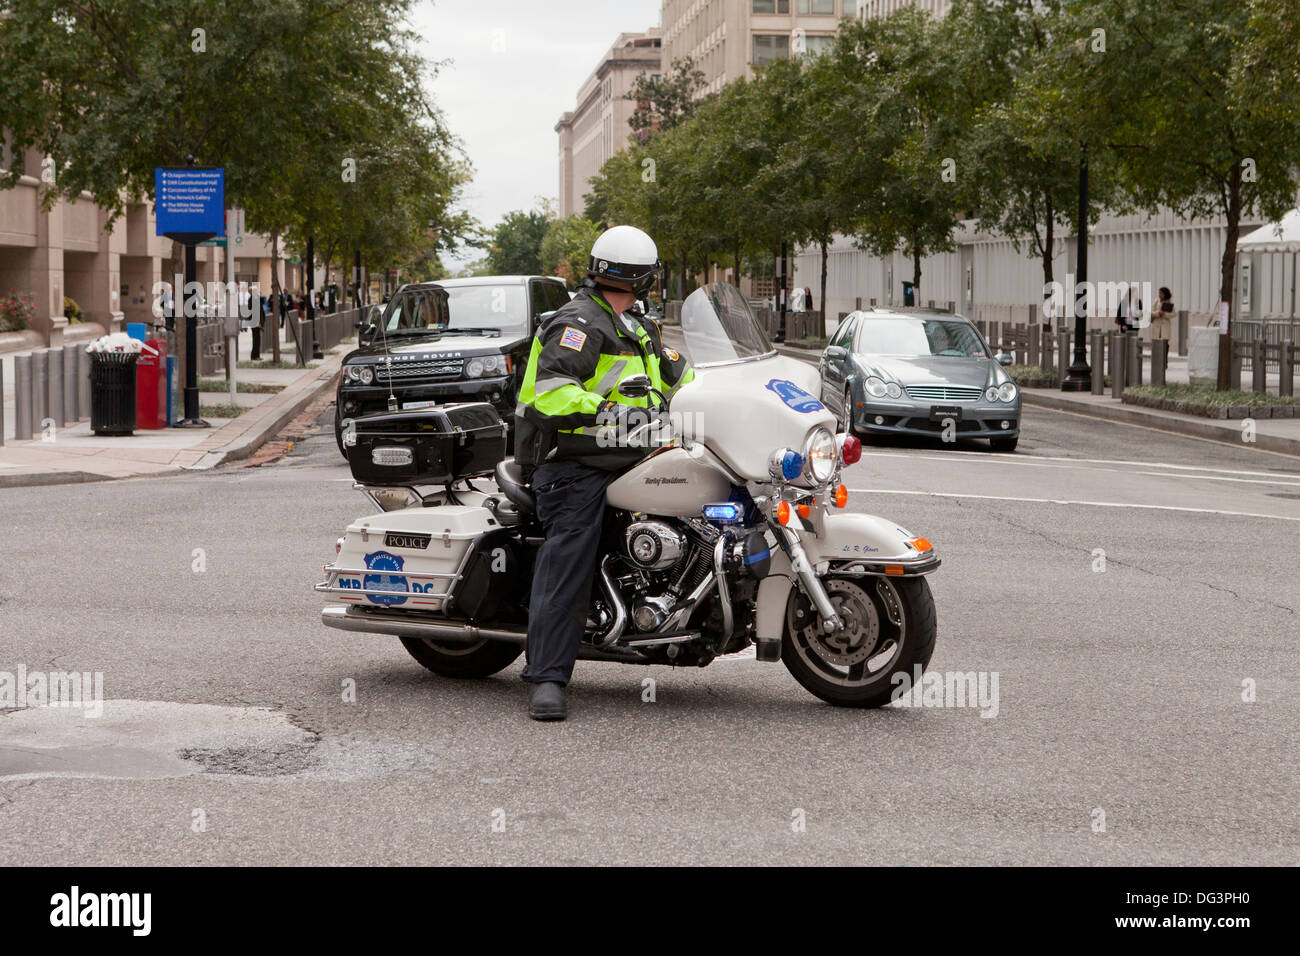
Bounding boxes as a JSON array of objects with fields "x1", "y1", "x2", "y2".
[
  {"x1": 1217, "y1": 167, "x2": 1242, "y2": 391},
  {"x1": 911, "y1": 236, "x2": 922, "y2": 305},
  {"x1": 270, "y1": 230, "x2": 282, "y2": 364},
  {"x1": 1042, "y1": 197, "x2": 1055, "y2": 289},
  {"x1": 819, "y1": 231, "x2": 829, "y2": 338},
  {"x1": 734, "y1": 241, "x2": 741, "y2": 285}
]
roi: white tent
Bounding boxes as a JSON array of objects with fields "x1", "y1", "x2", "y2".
[
  {"x1": 1237, "y1": 209, "x2": 1300, "y2": 319},
  {"x1": 1239, "y1": 209, "x2": 1300, "y2": 253}
]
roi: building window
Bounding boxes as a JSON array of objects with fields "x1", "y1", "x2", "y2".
[
  {"x1": 752, "y1": 0, "x2": 790, "y2": 12},
  {"x1": 753, "y1": 33, "x2": 790, "y2": 65},
  {"x1": 801, "y1": 34, "x2": 835, "y2": 57},
  {"x1": 798, "y1": 0, "x2": 835, "y2": 13}
]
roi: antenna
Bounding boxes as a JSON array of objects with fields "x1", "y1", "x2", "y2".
[{"x1": 377, "y1": 294, "x2": 397, "y2": 412}]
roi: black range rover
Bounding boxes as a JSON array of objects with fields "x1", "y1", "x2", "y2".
[{"x1": 335, "y1": 276, "x2": 571, "y2": 453}]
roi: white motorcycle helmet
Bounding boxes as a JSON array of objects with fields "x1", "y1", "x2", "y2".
[{"x1": 587, "y1": 225, "x2": 661, "y2": 296}]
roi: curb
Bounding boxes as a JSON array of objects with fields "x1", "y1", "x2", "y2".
[
  {"x1": 185, "y1": 354, "x2": 342, "y2": 470},
  {"x1": 0, "y1": 354, "x2": 343, "y2": 488},
  {"x1": 1019, "y1": 390, "x2": 1300, "y2": 458}
]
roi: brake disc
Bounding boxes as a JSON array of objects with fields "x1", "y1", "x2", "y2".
[{"x1": 791, "y1": 579, "x2": 882, "y2": 666}]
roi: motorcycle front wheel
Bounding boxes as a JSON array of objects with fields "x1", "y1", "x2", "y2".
[
  {"x1": 782, "y1": 576, "x2": 936, "y2": 708},
  {"x1": 399, "y1": 636, "x2": 522, "y2": 679}
]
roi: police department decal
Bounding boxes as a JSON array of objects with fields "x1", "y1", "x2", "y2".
[
  {"x1": 663, "y1": 347, "x2": 680, "y2": 361},
  {"x1": 765, "y1": 379, "x2": 825, "y2": 413},
  {"x1": 362, "y1": 550, "x2": 408, "y2": 606},
  {"x1": 559, "y1": 327, "x2": 588, "y2": 351}
]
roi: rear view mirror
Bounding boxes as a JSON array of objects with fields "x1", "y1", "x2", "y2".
[
  {"x1": 618, "y1": 374, "x2": 653, "y2": 398},
  {"x1": 997, "y1": 353, "x2": 1013, "y2": 367}
]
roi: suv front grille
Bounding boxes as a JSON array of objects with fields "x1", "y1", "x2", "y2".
[
  {"x1": 375, "y1": 359, "x2": 464, "y2": 383},
  {"x1": 904, "y1": 384, "x2": 984, "y2": 402}
]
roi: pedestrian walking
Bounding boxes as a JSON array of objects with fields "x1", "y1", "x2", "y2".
[
  {"x1": 1115, "y1": 287, "x2": 1143, "y2": 333},
  {"x1": 1151, "y1": 286, "x2": 1174, "y2": 341}
]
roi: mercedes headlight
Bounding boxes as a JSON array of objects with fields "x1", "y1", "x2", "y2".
[
  {"x1": 885, "y1": 382, "x2": 902, "y2": 399},
  {"x1": 357, "y1": 365, "x2": 374, "y2": 385},
  {"x1": 803, "y1": 427, "x2": 836, "y2": 484},
  {"x1": 865, "y1": 377, "x2": 888, "y2": 398},
  {"x1": 998, "y1": 382, "x2": 1018, "y2": 403},
  {"x1": 985, "y1": 385, "x2": 999, "y2": 402}
]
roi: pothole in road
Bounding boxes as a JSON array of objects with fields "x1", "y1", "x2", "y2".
[{"x1": 0, "y1": 700, "x2": 320, "y2": 780}]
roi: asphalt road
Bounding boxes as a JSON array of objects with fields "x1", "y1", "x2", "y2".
[{"x1": 1, "y1": 401, "x2": 1297, "y2": 865}]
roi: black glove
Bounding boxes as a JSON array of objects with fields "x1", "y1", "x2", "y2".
[{"x1": 596, "y1": 401, "x2": 665, "y2": 438}]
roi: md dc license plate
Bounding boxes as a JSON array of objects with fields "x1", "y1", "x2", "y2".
[{"x1": 929, "y1": 405, "x2": 962, "y2": 421}]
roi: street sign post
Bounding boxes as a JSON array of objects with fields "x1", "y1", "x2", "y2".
[{"x1": 156, "y1": 166, "x2": 224, "y2": 427}]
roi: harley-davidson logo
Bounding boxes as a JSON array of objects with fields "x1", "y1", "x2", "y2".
[{"x1": 643, "y1": 476, "x2": 688, "y2": 485}]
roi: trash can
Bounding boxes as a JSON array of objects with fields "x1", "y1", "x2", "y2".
[
  {"x1": 136, "y1": 339, "x2": 168, "y2": 429},
  {"x1": 90, "y1": 352, "x2": 139, "y2": 435}
]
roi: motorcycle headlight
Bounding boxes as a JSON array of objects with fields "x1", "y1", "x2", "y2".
[
  {"x1": 358, "y1": 365, "x2": 374, "y2": 385},
  {"x1": 865, "y1": 377, "x2": 888, "y2": 398},
  {"x1": 998, "y1": 382, "x2": 1018, "y2": 403},
  {"x1": 803, "y1": 427, "x2": 836, "y2": 485},
  {"x1": 885, "y1": 382, "x2": 902, "y2": 399},
  {"x1": 985, "y1": 385, "x2": 1000, "y2": 402},
  {"x1": 466, "y1": 358, "x2": 485, "y2": 377}
]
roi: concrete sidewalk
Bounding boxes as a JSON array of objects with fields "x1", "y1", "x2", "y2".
[{"x1": 0, "y1": 329, "x2": 345, "y2": 487}]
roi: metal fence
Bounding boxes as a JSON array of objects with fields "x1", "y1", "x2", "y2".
[{"x1": 283, "y1": 307, "x2": 360, "y2": 366}]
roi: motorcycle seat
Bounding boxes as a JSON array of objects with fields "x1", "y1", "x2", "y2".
[{"x1": 494, "y1": 458, "x2": 536, "y2": 514}]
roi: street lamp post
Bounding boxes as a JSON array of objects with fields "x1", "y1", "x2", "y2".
[{"x1": 1063, "y1": 144, "x2": 1092, "y2": 391}]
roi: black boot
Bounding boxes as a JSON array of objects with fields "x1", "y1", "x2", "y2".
[{"x1": 528, "y1": 682, "x2": 567, "y2": 721}]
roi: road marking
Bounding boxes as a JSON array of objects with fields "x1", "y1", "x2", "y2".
[
  {"x1": 846, "y1": 488, "x2": 1300, "y2": 522},
  {"x1": 1132, "y1": 471, "x2": 1300, "y2": 487},
  {"x1": 860, "y1": 449, "x2": 1300, "y2": 480}
]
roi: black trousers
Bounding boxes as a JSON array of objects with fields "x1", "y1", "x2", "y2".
[{"x1": 522, "y1": 460, "x2": 615, "y2": 685}]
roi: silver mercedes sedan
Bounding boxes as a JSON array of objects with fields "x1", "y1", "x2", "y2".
[{"x1": 818, "y1": 309, "x2": 1021, "y2": 452}]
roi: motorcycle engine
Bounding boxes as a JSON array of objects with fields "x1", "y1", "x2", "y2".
[{"x1": 624, "y1": 521, "x2": 687, "y2": 571}]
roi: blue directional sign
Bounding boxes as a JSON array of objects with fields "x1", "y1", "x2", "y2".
[{"x1": 155, "y1": 167, "x2": 225, "y2": 239}]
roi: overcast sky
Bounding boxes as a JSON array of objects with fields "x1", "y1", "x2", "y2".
[{"x1": 415, "y1": 0, "x2": 663, "y2": 269}]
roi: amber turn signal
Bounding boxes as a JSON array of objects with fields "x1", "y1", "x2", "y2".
[
  {"x1": 834, "y1": 484, "x2": 848, "y2": 508},
  {"x1": 796, "y1": 503, "x2": 811, "y2": 519},
  {"x1": 776, "y1": 500, "x2": 791, "y2": 525},
  {"x1": 909, "y1": 536, "x2": 933, "y2": 552}
]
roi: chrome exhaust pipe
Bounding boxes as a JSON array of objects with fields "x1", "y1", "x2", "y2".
[
  {"x1": 712, "y1": 534, "x2": 734, "y2": 641},
  {"x1": 597, "y1": 555, "x2": 629, "y2": 648}
]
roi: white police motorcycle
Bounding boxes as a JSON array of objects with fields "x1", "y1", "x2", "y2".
[{"x1": 317, "y1": 283, "x2": 939, "y2": 707}]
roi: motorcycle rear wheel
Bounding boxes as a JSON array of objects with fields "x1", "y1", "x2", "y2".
[
  {"x1": 399, "y1": 637, "x2": 522, "y2": 679},
  {"x1": 782, "y1": 576, "x2": 936, "y2": 708}
]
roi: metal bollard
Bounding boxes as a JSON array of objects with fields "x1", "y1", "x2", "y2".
[
  {"x1": 1111, "y1": 337, "x2": 1126, "y2": 398},
  {"x1": 1091, "y1": 332, "x2": 1105, "y2": 394},
  {"x1": 47, "y1": 346, "x2": 64, "y2": 430},
  {"x1": 78, "y1": 348, "x2": 91, "y2": 419},
  {"x1": 1151, "y1": 340, "x2": 1168, "y2": 387},
  {"x1": 1124, "y1": 333, "x2": 1139, "y2": 387},
  {"x1": 1251, "y1": 340, "x2": 1266, "y2": 394},
  {"x1": 1015, "y1": 325, "x2": 1026, "y2": 365},
  {"x1": 32, "y1": 349, "x2": 49, "y2": 430},
  {"x1": 62, "y1": 345, "x2": 78, "y2": 423},
  {"x1": 1281, "y1": 340, "x2": 1294, "y2": 398},
  {"x1": 14, "y1": 354, "x2": 33, "y2": 440},
  {"x1": 1057, "y1": 330, "x2": 1070, "y2": 386}
]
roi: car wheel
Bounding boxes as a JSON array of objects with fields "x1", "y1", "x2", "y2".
[
  {"x1": 989, "y1": 435, "x2": 1018, "y2": 453},
  {"x1": 839, "y1": 386, "x2": 855, "y2": 433}
]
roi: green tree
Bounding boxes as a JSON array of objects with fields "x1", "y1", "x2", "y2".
[
  {"x1": 540, "y1": 215, "x2": 603, "y2": 288},
  {"x1": 1020, "y1": 0, "x2": 1300, "y2": 388},
  {"x1": 626, "y1": 56, "x2": 707, "y2": 145},
  {"x1": 483, "y1": 202, "x2": 553, "y2": 276}
]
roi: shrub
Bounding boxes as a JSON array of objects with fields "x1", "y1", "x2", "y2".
[
  {"x1": 0, "y1": 289, "x2": 36, "y2": 332},
  {"x1": 63, "y1": 296, "x2": 83, "y2": 323}
]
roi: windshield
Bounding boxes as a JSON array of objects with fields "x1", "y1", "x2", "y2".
[
  {"x1": 382, "y1": 284, "x2": 528, "y2": 335},
  {"x1": 679, "y1": 283, "x2": 773, "y2": 366},
  {"x1": 856, "y1": 317, "x2": 987, "y2": 358}
]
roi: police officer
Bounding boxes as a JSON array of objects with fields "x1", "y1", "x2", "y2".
[{"x1": 515, "y1": 225, "x2": 694, "y2": 720}]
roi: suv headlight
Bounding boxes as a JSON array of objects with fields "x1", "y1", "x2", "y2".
[
  {"x1": 865, "y1": 377, "x2": 888, "y2": 398},
  {"x1": 466, "y1": 354, "x2": 506, "y2": 378},
  {"x1": 803, "y1": 427, "x2": 836, "y2": 484},
  {"x1": 998, "y1": 382, "x2": 1017, "y2": 403},
  {"x1": 344, "y1": 365, "x2": 360, "y2": 383},
  {"x1": 358, "y1": 365, "x2": 374, "y2": 385}
]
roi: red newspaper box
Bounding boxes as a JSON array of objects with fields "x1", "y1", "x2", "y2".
[{"x1": 136, "y1": 338, "x2": 168, "y2": 429}]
